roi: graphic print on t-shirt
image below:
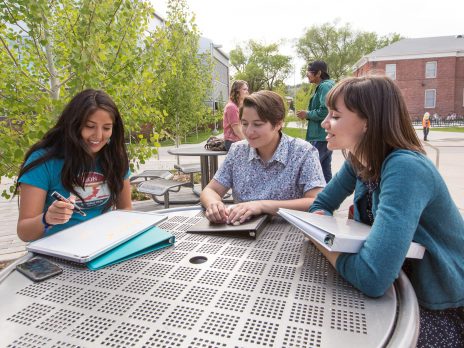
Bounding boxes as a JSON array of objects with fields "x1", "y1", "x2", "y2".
[{"x1": 74, "y1": 172, "x2": 110, "y2": 209}]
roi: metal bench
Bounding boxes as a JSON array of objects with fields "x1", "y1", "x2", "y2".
[
  {"x1": 174, "y1": 163, "x2": 200, "y2": 188},
  {"x1": 129, "y1": 170, "x2": 173, "y2": 185},
  {"x1": 136, "y1": 178, "x2": 201, "y2": 208}
]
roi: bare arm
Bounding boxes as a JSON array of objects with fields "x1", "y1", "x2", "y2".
[
  {"x1": 116, "y1": 179, "x2": 132, "y2": 210},
  {"x1": 200, "y1": 179, "x2": 230, "y2": 223},
  {"x1": 17, "y1": 184, "x2": 74, "y2": 242},
  {"x1": 231, "y1": 123, "x2": 245, "y2": 140},
  {"x1": 311, "y1": 240, "x2": 340, "y2": 268},
  {"x1": 228, "y1": 187, "x2": 323, "y2": 224}
]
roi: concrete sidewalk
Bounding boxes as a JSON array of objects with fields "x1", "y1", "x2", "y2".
[{"x1": 1, "y1": 130, "x2": 463, "y2": 263}]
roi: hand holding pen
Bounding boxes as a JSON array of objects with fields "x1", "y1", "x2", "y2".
[{"x1": 43, "y1": 191, "x2": 86, "y2": 227}]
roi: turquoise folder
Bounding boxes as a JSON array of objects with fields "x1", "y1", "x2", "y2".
[{"x1": 87, "y1": 226, "x2": 174, "y2": 270}]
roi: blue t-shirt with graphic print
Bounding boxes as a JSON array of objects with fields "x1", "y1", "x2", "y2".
[{"x1": 18, "y1": 149, "x2": 129, "y2": 235}]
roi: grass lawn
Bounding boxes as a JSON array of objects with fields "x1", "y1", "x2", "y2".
[
  {"x1": 430, "y1": 127, "x2": 464, "y2": 133},
  {"x1": 160, "y1": 129, "x2": 215, "y2": 146},
  {"x1": 157, "y1": 124, "x2": 463, "y2": 147},
  {"x1": 283, "y1": 127, "x2": 306, "y2": 139}
]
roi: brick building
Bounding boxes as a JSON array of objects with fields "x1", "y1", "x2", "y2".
[{"x1": 353, "y1": 35, "x2": 464, "y2": 119}]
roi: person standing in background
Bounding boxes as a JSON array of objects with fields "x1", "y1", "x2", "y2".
[
  {"x1": 422, "y1": 112, "x2": 431, "y2": 141},
  {"x1": 223, "y1": 80, "x2": 248, "y2": 151},
  {"x1": 297, "y1": 61, "x2": 335, "y2": 183}
]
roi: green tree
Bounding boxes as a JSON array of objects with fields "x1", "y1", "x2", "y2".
[
  {"x1": 296, "y1": 21, "x2": 402, "y2": 81},
  {"x1": 0, "y1": 0, "x2": 163, "y2": 197},
  {"x1": 0, "y1": 0, "x2": 213, "y2": 198},
  {"x1": 153, "y1": 0, "x2": 213, "y2": 146},
  {"x1": 294, "y1": 83, "x2": 314, "y2": 112},
  {"x1": 230, "y1": 40, "x2": 292, "y2": 92}
]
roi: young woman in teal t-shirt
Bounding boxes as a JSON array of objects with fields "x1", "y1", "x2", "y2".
[{"x1": 16, "y1": 89, "x2": 132, "y2": 241}]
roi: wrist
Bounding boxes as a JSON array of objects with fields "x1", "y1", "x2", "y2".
[
  {"x1": 42, "y1": 211, "x2": 54, "y2": 233},
  {"x1": 257, "y1": 200, "x2": 270, "y2": 215}
]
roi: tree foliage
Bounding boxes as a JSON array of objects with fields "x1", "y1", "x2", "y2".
[
  {"x1": 296, "y1": 21, "x2": 402, "y2": 81},
  {"x1": 152, "y1": 0, "x2": 213, "y2": 146},
  {"x1": 229, "y1": 40, "x2": 292, "y2": 92},
  {"x1": 0, "y1": 0, "x2": 213, "y2": 198},
  {"x1": 294, "y1": 83, "x2": 314, "y2": 112}
]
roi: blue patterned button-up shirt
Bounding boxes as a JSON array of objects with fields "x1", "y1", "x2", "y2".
[{"x1": 213, "y1": 134, "x2": 326, "y2": 202}]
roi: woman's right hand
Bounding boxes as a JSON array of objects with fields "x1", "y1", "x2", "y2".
[
  {"x1": 296, "y1": 110, "x2": 307, "y2": 119},
  {"x1": 205, "y1": 200, "x2": 229, "y2": 224},
  {"x1": 44, "y1": 195, "x2": 76, "y2": 226}
]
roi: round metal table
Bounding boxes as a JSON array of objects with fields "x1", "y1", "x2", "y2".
[
  {"x1": 168, "y1": 146, "x2": 227, "y2": 189},
  {"x1": 0, "y1": 207, "x2": 419, "y2": 347}
]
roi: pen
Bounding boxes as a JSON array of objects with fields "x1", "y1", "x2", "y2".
[{"x1": 51, "y1": 191, "x2": 87, "y2": 217}]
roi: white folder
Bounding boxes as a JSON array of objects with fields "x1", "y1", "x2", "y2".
[{"x1": 278, "y1": 208, "x2": 425, "y2": 259}]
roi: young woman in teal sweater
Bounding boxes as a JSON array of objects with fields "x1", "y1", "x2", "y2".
[{"x1": 309, "y1": 76, "x2": 464, "y2": 347}]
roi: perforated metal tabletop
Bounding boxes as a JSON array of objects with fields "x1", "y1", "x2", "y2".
[{"x1": 0, "y1": 207, "x2": 418, "y2": 347}]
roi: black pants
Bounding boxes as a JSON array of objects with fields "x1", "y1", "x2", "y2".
[
  {"x1": 423, "y1": 127, "x2": 430, "y2": 141},
  {"x1": 417, "y1": 306, "x2": 464, "y2": 347}
]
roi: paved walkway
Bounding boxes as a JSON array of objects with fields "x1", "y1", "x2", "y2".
[{"x1": 1, "y1": 130, "x2": 463, "y2": 263}]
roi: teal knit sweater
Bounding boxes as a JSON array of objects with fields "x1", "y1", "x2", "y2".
[{"x1": 310, "y1": 150, "x2": 464, "y2": 309}]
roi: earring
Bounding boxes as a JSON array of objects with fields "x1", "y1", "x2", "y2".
[{"x1": 107, "y1": 138, "x2": 111, "y2": 145}]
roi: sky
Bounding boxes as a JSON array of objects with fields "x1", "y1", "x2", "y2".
[{"x1": 152, "y1": 0, "x2": 463, "y2": 84}]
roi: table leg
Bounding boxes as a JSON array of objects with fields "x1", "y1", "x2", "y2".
[
  {"x1": 209, "y1": 156, "x2": 219, "y2": 181},
  {"x1": 200, "y1": 155, "x2": 209, "y2": 189}
]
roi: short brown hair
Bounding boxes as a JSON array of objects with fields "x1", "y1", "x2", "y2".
[
  {"x1": 229, "y1": 80, "x2": 248, "y2": 105},
  {"x1": 240, "y1": 90, "x2": 285, "y2": 128},
  {"x1": 326, "y1": 76, "x2": 424, "y2": 182}
]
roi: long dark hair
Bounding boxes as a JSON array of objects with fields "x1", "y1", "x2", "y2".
[
  {"x1": 229, "y1": 80, "x2": 248, "y2": 105},
  {"x1": 326, "y1": 76, "x2": 424, "y2": 182},
  {"x1": 16, "y1": 89, "x2": 129, "y2": 210}
]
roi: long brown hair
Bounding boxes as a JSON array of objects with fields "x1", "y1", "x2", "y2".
[
  {"x1": 229, "y1": 80, "x2": 248, "y2": 105},
  {"x1": 326, "y1": 76, "x2": 425, "y2": 182}
]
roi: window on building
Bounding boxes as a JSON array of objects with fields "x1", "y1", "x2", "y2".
[
  {"x1": 424, "y1": 89, "x2": 436, "y2": 108},
  {"x1": 425, "y1": 61, "x2": 437, "y2": 78},
  {"x1": 385, "y1": 64, "x2": 396, "y2": 80}
]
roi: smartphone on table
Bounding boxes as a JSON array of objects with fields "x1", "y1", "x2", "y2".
[{"x1": 16, "y1": 256, "x2": 63, "y2": 282}]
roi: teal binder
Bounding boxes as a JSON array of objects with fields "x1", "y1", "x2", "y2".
[{"x1": 87, "y1": 226, "x2": 175, "y2": 270}]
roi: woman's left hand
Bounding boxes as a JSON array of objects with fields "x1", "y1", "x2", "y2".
[{"x1": 227, "y1": 201, "x2": 263, "y2": 225}]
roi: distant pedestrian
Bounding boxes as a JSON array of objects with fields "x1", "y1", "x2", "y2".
[
  {"x1": 297, "y1": 60, "x2": 335, "y2": 183},
  {"x1": 223, "y1": 80, "x2": 248, "y2": 151},
  {"x1": 422, "y1": 112, "x2": 431, "y2": 141}
]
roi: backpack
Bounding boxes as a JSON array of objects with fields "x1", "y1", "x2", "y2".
[{"x1": 204, "y1": 136, "x2": 226, "y2": 151}]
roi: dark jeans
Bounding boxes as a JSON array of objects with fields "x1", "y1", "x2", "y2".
[
  {"x1": 311, "y1": 141, "x2": 332, "y2": 183},
  {"x1": 423, "y1": 127, "x2": 430, "y2": 141}
]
